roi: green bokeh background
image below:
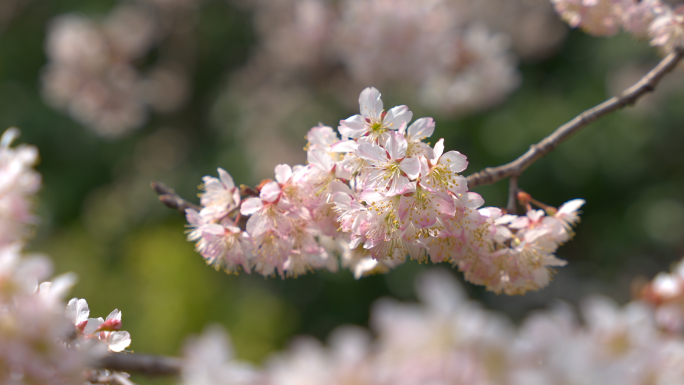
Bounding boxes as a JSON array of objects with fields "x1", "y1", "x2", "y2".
[{"x1": 2, "y1": 1, "x2": 684, "y2": 382}]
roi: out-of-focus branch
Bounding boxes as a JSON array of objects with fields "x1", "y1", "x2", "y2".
[
  {"x1": 151, "y1": 180, "x2": 201, "y2": 215},
  {"x1": 466, "y1": 48, "x2": 684, "y2": 189},
  {"x1": 94, "y1": 353, "x2": 183, "y2": 377},
  {"x1": 506, "y1": 176, "x2": 518, "y2": 215}
]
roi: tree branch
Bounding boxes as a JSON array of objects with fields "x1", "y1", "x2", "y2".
[
  {"x1": 151, "y1": 180, "x2": 201, "y2": 215},
  {"x1": 506, "y1": 176, "x2": 518, "y2": 215},
  {"x1": 465, "y1": 48, "x2": 684, "y2": 189},
  {"x1": 94, "y1": 353, "x2": 183, "y2": 377}
]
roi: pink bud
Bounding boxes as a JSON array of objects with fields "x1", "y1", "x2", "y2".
[{"x1": 96, "y1": 319, "x2": 122, "y2": 332}]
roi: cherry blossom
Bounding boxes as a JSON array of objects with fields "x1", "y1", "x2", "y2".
[
  {"x1": 185, "y1": 87, "x2": 585, "y2": 294},
  {"x1": 339, "y1": 87, "x2": 413, "y2": 140}
]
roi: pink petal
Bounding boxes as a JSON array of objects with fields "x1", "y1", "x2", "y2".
[
  {"x1": 105, "y1": 309, "x2": 122, "y2": 322},
  {"x1": 432, "y1": 138, "x2": 444, "y2": 162},
  {"x1": 306, "y1": 125, "x2": 337, "y2": 147},
  {"x1": 185, "y1": 208, "x2": 202, "y2": 225},
  {"x1": 218, "y1": 168, "x2": 235, "y2": 190},
  {"x1": 274, "y1": 164, "x2": 293, "y2": 184},
  {"x1": 359, "y1": 87, "x2": 383, "y2": 120},
  {"x1": 307, "y1": 148, "x2": 334, "y2": 173},
  {"x1": 464, "y1": 192, "x2": 484, "y2": 209},
  {"x1": 558, "y1": 199, "x2": 585, "y2": 215},
  {"x1": 357, "y1": 143, "x2": 387, "y2": 163},
  {"x1": 260, "y1": 181, "x2": 281, "y2": 203},
  {"x1": 433, "y1": 192, "x2": 456, "y2": 217},
  {"x1": 392, "y1": 178, "x2": 416, "y2": 196},
  {"x1": 384, "y1": 105, "x2": 412, "y2": 130},
  {"x1": 240, "y1": 197, "x2": 263, "y2": 216},
  {"x1": 440, "y1": 150, "x2": 468, "y2": 173},
  {"x1": 418, "y1": 156, "x2": 430, "y2": 178},
  {"x1": 449, "y1": 175, "x2": 468, "y2": 195},
  {"x1": 83, "y1": 317, "x2": 104, "y2": 335},
  {"x1": 407, "y1": 117, "x2": 435, "y2": 141},
  {"x1": 399, "y1": 157, "x2": 420, "y2": 180},
  {"x1": 65, "y1": 298, "x2": 90, "y2": 325},
  {"x1": 359, "y1": 189, "x2": 384, "y2": 203},
  {"x1": 204, "y1": 224, "x2": 225, "y2": 236},
  {"x1": 338, "y1": 115, "x2": 367, "y2": 139},
  {"x1": 246, "y1": 213, "x2": 269, "y2": 238},
  {"x1": 384, "y1": 132, "x2": 407, "y2": 160},
  {"x1": 330, "y1": 140, "x2": 358, "y2": 153},
  {"x1": 107, "y1": 331, "x2": 131, "y2": 352}
]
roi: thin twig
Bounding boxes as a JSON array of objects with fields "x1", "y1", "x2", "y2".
[
  {"x1": 506, "y1": 176, "x2": 518, "y2": 215},
  {"x1": 151, "y1": 180, "x2": 201, "y2": 215},
  {"x1": 94, "y1": 353, "x2": 183, "y2": 377},
  {"x1": 466, "y1": 48, "x2": 684, "y2": 189}
]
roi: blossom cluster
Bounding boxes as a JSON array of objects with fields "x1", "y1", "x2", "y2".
[
  {"x1": 551, "y1": 0, "x2": 684, "y2": 53},
  {"x1": 0, "y1": 128, "x2": 132, "y2": 384},
  {"x1": 42, "y1": 2, "x2": 192, "y2": 137},
  {"x1": 186, "y1": 87, "x2": 584, "y2": 294},
  {"x1": 181, "y1": 269, "x2": 684, "y2": 385}
]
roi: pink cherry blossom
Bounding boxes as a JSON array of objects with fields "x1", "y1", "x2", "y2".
[
  {"x1": 357, "y1": 132, "x2": 420, "y2": 196},
  {"x1": 339, "y1": 87, "x2": 413, "y2": 140},
  {"x1": 200, "y1": 168, "x2": 241, "y2": 221}
]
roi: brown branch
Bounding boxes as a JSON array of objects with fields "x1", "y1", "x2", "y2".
[
  {"x1": 94, "y1": 353, "x2": 183, "y2": 377},
  {"x1": 465, "y1": 48, "x2": 684, "y2": 189},
  {"x1": 151, "y1": 180, "x2": 201, "y2": 215}
]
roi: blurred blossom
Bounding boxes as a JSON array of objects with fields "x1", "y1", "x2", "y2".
[
  {"x1": 182, "y1": 325, "x2": 260, "y2": 385},
  {"x1": 550, "y1": 0, "x2": 684, "y2": 56},
  {"x1": 640, "y1": 256, "x2": 684, "y2": 333},
  {"x1": 0, "y1": 128, "x2": 133, "y2": 384},
  {"x1": 229, "y1": 0, "x2": 567, "y2": 119},
  {"x1": 42, "y1": 3, "x2": 194, "y2": 138},
  {"x1": 0, "y1": 128, "x2": 40, "y2": 246},
  {"x1": 449, "y1": 0, "x2": 567, "y2": 60},
  {"x1": 179, "y1": 268, "x2": 684, "y2": 385}
]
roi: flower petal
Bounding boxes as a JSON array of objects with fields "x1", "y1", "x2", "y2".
[
  {"x1": 440, "y1": 150, "x2": 468, "y2": 173},
  {"x1": 105, "y1": 309, "x2": 122, "y2": 322},
  {"x1": 260, "y1": 181, "x2": 281, "y2": 203},
  {"x1": 307, "y1": 148, "x2": 334, "y2": 173},
  {"x1": 432, "y1": 138, "x2": 444, "y2": 162},
  {"x1": 330, "y1": 140, "x2": 358, "y2": 153},
  {"x1": 384, "y1": 105, "x2": 412, "y2": 131},
  {"x1": 217, "y1": 168, "x2": 235, "y2": 190},
  {"x1": 338, "y1": 115, "x2": 367, "y2": 139},
  {"x1": 107, "y1": 331, "x2": 131, "y2": 352},
  {"x1": 407, "y1": 117, "x2": 435, "y2": 141},
  {"x1": 65, "y1": 298, "x2": 90, "y2": 325},
  {"x1": 240, "y1": 197, "x2": 263, "y2": 216},
  {"x1": 357, "y1": 143, "x2": 387, "y2": 163},
  {"x1": 384, "y1": 132, "x2": 407, "y2": 160},
  {"x1": 399, "y1": 157, "x2": 420, "y2": 180},
  {"x1": 359, "y1": 87, "x2": 383, "y2": 120},
  {"x1": 274, "y1": 164, "x2": 293, "y2": 184}
]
